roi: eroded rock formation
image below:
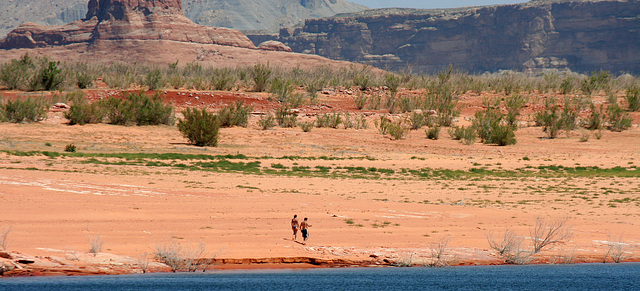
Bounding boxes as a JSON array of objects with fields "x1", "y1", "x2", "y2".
[
  {"x1": 278, "y1": 0, "x2": 640, "y2": 73},
  {"x1": 0, "y1": 0, "x2": 255, "y2": 49}
]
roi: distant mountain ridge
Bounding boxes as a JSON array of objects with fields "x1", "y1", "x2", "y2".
[
  {"x1": 277, "y1": 0, "x2": 640, "y2": 73},
  {"x1": 0, "y1": 0, "x2": 366, "y2": 37}
]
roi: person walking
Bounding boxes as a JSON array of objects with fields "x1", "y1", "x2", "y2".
[
  {"x1": 300, "y1": 217, "x2": 312, "y2": 244},
  {"x1": 291, "y1": 214, "x2": 300, "y2": 241}
]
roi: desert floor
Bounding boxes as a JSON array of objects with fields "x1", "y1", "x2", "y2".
[{"x1": 1, "y1": 88, "x2": 639, "y2": 274}]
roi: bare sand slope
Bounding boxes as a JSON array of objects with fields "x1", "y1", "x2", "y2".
[{"x1": 1, "y1": 90, "x2": 639, "y2": 275}]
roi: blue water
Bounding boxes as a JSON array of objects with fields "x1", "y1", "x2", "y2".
[{"x1": 1, "y1": 263, "x2": 639, "y2": 290}]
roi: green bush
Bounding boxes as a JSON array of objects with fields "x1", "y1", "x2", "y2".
[
  {"x1": 269, "y1": 79, "x2": 295, "y2": 102},
  {"x1": 145, "y1": 69, "x2": 163, "y2": 90},
  {"x1": 354, "y1": 93, "x2": 368, "y2": 110},
  {"x1": 375, "y1": 116, "x2": 408, "y2": 140},
  {"x1": 275, "y1": 105, "x2": 297, "y2": 128},
  {"x1": 258, "y1": 112, "x2": 276, "y2": 130},
  {"x1": 626, "y1": 86, "x2": 640, "y2": 112},
  {"x1": 178, "y1": 108, "x2": 220, "y2": 147},
  {"x1": 406, "y1": 111, "x2": 431, "y2": 130},
  {"x1": 299, "y1": 121, "x2": 314, "y2": 132},
  {"x1": 218, "y1": 100, "x2": 252, "y2": 127},
  {"x1": 129, "y1": 92, "x2": 174, "y2": 125},
  {"x1": 76, "y1": 71, "x2": 94, "y2": 89},
  {"x1": 473, "y1": 108, "x2": 516, "y2": 146},
  {"x1": 384, "y1": 73, "x2": 404, "y2": 95},
  {"x1": 535, "y1": 97, "x2": 561, "y2": 139},
  {"x1": 100, "y1": 92, "x2": 173, "y2": 126},
  {"x1": 64, "y1": 144, "x2": 77, "y2": 153},
  {"x1": 352, "y1": 65, "x2": 374, "y2": 91},
  {"x1": 0, "y1": 97, "x2": 49, "y2": 123},
  {"x1": 251, "y1": 63, "x2": 272, "y2": 92},
  {"x1": 65, "y1": 99, "x2": 103, "y2": 125},
  {"x1": 582, "y1": 102, "x2": 603, "y2": 130},
  {"x1": 504, "y1": 94, "x2": 527, "y2": 127},
  {"x1": 606, "y1": 103, "x2": 632, "y2": 132},
  {"x1": 426, "y1": 126, "x2": 440, "y2": 140},
  {"x1": 211, "y1": 68, "x2": 236, "y2": 91},
  {"x1": 34, "y1": 60, "x2": 64, "y2": 91},
  {"x1": 486, "y1": 123, "x2": 516, "y2": 146},
  {"x1": 316, "y1": 112, "x2": 342, "y2": 128},
  {"x1": 100, "y1": 97, "x2": 134, "y2": 125},
  {"x1": 0, "y1": 54, "x2": 35, "y2": 90}
]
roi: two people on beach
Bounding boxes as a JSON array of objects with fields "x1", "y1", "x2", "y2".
[{"x1": 291, "y1": 215, "x2": 311, "y2": 244}]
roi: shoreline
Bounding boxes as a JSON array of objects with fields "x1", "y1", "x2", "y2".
[{"x1": 2, "y1": 250, "x2": 638, "y2": 277}]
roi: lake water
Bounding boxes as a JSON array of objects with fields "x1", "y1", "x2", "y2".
[{"x1": 1, "y1": 263, "x2": 639, "y2": 290}]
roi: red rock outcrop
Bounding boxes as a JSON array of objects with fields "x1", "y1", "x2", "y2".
[
  {"x1": 258, "y1": 40, "x2": 293, "y2": 52},
  {"x1": 0, "y1": 0, "x2": 255, "y2": 49}
]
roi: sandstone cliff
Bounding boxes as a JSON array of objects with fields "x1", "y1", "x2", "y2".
[
  {"x1": 278, "y1": 0, "x2": 640, "y2": 74},
  {"x1": 0, "y1": 0, "x2": 366, "y2": 37},
  {"x1": 0, "y1": 0, "x2": 255, "y2": 49}
]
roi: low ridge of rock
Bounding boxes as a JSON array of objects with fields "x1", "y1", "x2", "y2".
[
  {"x1": 258, "y1": 41, "x2": 292, "y2": 52},
  {"x1": 0, "y1": 0, "x2": 255, "y2": 49}
]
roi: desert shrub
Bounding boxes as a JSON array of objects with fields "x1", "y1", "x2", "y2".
[
  {"x1": 65, "y1": 143, "x2": 77, "y2": 153},
  {"x1": 145, "y1": 69, "x2": 163, "y2": 90},
  {"x1": 423, "y1": 85, "x2": 459, "y2": 127},
  {"x1": 66, "y1": 99, "x2": 103, "y2": 125},
  {"x1": 406, "y1": 111, "x2": 431, "y2": 130},
  {"x1": 211, "y1": 68, "x2": 236, "y2": 91},
  {"x1": 275, "y1": 105, "x2": 297, "y2": 128},
  {"x1": 76, "y1": 71, "x2": 94, "y2": 89},
  {"x1": 582, "y1": 70, "x2": 612, "y2": 96},
  {"x1": 299, "y1": 121, "x2": 314, "y2": 132},
  {"x1": 342, "y1": 112, "x2": 355, "y2": 129},
  {"x1": 449, "y1": 125, "x2": 476, "y2": 145},
  {"x1": 385, "y1": 94, "x2": 399, "y2": 114},
  {"x1": 218, "y1": 100, "x2": 252, "y2": 127},
  {"x1": 606, "y1": 103, "x2": 632, "y2": 132},
  {"x1": 560, "y1": 96, "x2": 579, "y2": 137},
  {"x1": 426, "y1": 126, "x2": 440, "y2": 140},
  {"x1": 0, "y1": 97, "x2": 49, "y2": 123},
  {"x1": 251, "y1": 63, "x2": 272, "y2": 92},
  {"x1": 352, "y1": 65, "x2": 374, "y2": 90},
  {"x1": 473, "y1": 108, "x2": 502, "y2": 142},
  {"x1": 398, "y1": 96, "x2": 417, "y2": 113},
  {"x1": 579, "y1": 130, "x2": 590, "y2": 142},
  {"x1": 473, "y1": 108, "x2": 516, "y2": 146},
  {"x1": 100, "y1": 97, "x2": 134, "y2": 125},
  {"x1": 0, "y1": 53, "x2": 36, "y2": 90},
  {"x1": 316, "y1": 112, "x2": 342, "y2": 128},
  {"x1": 269, "y1": 78, "x2": 295, "y2": 102},
  {"x1": 535, "y1": 97, "x2": 562, "y2": 138},
  {"x1": 559, "y1": 76, "x2": 578, "y2": 95},
  {"x1": 100, "y1": 92, "x2": 173, "y2": 126},
  {"x1": 354, "y1": 114, "x2": 368, "y2": 130},
  {"x1": 504, "y1": 94, "x2": 527, "y2": 128},
  {"x1": 366, "y1": 93, "x2": 382, "y2": 110},
  {"x1": 582, "y1": 102, "x2": 604, "y2": 130},
  {"x1": 127, "y1": 91, "x2": 174, "y2": 125},
  {"x1": 178, "y1": 107, "x2": 220, "y2": 147},
  {"x1": 384, "y1": 73, "x2": 404, "y2": 95},
  {"x1": 388, "y1": 122, "x2": 409, "y2": 140},
  {"x1": 375, "y1": 116, "x2": 408, "y2": 140},
  {"x1": 625, "y1": 86, "x2": 640, "y2": 112},
  {"x1": 258, "y1": 112, "x2": 276, "y2": 130},
  {"x1": 354, "y1": 93, "x2": 368, "y2": 110},
  {"x1": 487, "y1": 123, "x2": 517, "y2": 146},
  {"x1": 30, "y1": 60, "x2": 65, "y2": 91}
]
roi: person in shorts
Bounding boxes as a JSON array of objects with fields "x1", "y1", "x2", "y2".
[{"x1": 300, "y1": 217, "x2": 312, "y2": 244}]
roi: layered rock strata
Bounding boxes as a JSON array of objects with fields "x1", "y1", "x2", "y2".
[
  {"x1": 278, "y1": 0, "x2": 640, "y2": 73},
  {"x1": 0, "y1": 0, "x2": 255, "y2": 49}
]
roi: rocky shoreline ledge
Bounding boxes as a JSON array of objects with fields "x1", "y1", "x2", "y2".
[{"x1": 2, "y1": 249, "x2": 636, "y2": 277}]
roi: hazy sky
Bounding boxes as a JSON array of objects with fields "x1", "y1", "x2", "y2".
[{"x1": 349, "y1": 0, "x2": 529, "y2": 9}]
